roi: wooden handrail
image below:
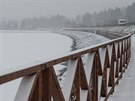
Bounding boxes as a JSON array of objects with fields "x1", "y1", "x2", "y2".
[{"x1": 0, "y1": 32, "x2": 132, "y2": 101}]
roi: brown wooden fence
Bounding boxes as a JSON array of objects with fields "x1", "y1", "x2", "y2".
[{"x1": 0, "y1": 32, "x2": 131, "y2": 101}]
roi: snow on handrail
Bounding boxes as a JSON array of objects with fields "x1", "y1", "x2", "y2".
[{"x1": 0, "y1": 32, "x2": 132, "y2": 101}]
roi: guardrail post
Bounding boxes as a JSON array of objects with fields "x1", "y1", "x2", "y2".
[
  {"x1": 108, "y1": 44, "x2": 115, "y2": 94},
  {"x1": 79, "y1": 57, "x2": 88, "y2": 90},
  {"x1": 71, "y1": 62, "x2": 80, "y2": 101},
  {"x1": 115, "y1": 42, "x2": 120, "y2": 79},
  {"x1": 119, "y1": 41, "x2": 123, "y2": 78},
  {"x1": 41, "y1": 65, "x2": 52, "y2": 101},
  {"x1": 91, "y1": 51, "x2": 98, "y2": 101},
  {"x1": 51, "y1": 67, "x2": 65, "y2": 101},
  {"x1": 101, "y1": 47, "x2": 109, "y2": 97}
]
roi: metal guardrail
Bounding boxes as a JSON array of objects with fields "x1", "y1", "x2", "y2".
[{"x1": 0, "y1": 32, "x2": 131, "y2": 101}]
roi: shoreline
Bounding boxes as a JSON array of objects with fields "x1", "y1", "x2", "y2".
[
  {"x1": 53, "y1": 29, "x2": 110, "y2": 51},
  {"x1": 53, "y1": 29, "x2": 92, "y2": 51},
  {"x1": 53, "y1": 29, "x2": 110, "y2": 88},
  {"x1": 60, "y1": 34, "x2": 77, "y2": 51}
]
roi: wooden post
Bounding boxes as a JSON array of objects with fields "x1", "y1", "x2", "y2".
[
  {"x1": 51, "y1": 67, "x2": 65, "y2": 101},
  {"x1": 91, "y1": 52, "x2": 98, "y2": 101},
  {"x1": 41, "y1": 65, "x2": 52, "y2": 101},
  {"x1": 79, "y1": 57, "x2": 88, "y2": 90}
]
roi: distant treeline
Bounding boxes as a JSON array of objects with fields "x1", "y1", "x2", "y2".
[{"x1": 0, "y1": 2, "x2": 135, "y2": 30}]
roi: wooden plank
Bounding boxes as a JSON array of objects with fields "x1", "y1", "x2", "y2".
[
  {"x1": 121, "y1": 41, "x2": 124, "y2": 55},
  {"x1": 118, "y1": 58, "x2": 120, "y2": 77},
  {"x1": 97, "y1": 50, "x2": 103, "y2": 75},
  {"x1": 107, "y1": 45, "x2": 113, "y2": 65},
  {"x1": 124, "y1": 40, "x2": 127, "y2": 52},
  {"x1": 108, "y1": 63, "x2": 114, "y2": 87},
  {"x1": 72, "y1": 66, "x2": 80, "y2": 101},
  {"x1": 85, "y1": 52, "x2": 95, "y2": 83},
  {"x1": 119, "y1": 53, "x2": 123, "y2": 73},
  {"x1": 0, "y1": 34, "x2": 131, "y2": 85},
  {"x1": 79, "y1": 57, "x2": 88, "y2": 90},
  {"x1": 92, "y1": 54, "x2": 98, "y2": 101},
  {"x1": 117, "y1": 42, "x2": 121, "y2": 58},
  {"x1": 29, "y1": 72, "x2": 41, "y2": 101},
  {"x1": 0, "y1": 65, "x2": 41, "y2": 84},
  {"x1": 42, "y1": 66, "x2": 52, "y2": 101},
  {"x1": 99, "y1": 48, "x2": 106, "y2": 70},
  {"x1": 14, "y1": 74, "x2": 37, "y2": 101},
  {"x1": 108, "y1": 44, "x2": 116, "y2": 87},
  {"x1": 123, "y1": 40, "x2": 125, "y2": 53},
  {"x1": 80, "y1": 52, "x2": 95, "y2": 101},
  {"x1": 26, "y1": 70, "x2": 47, "y2": 101},
  {"x1": 52, "y1": 67, "x2": 65, "y2": 101},
  {"x1": 119, "y1": 41, "x2": 122, "y2": 56},
  {"x1": 101, "y1": 47, "x2": 111, "y2": 97},
  {"x1": 115, "y1": 59, "x2": 120, "y2": 78},
  {"x1": 114, "y1": 43, "x2": 118, "y2": 60},
  {"x1": 62, "y1": 59, "x2": 79, "y2": 101}
]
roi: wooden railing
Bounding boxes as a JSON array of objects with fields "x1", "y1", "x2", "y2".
[{"x1": 0, "y1": 32, "x2": 131, "y2": 101}]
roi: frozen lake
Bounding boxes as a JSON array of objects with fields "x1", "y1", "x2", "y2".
[
  {"x1": 0, "y1": 30, "x2": 109, "y2": 101},
  {"x1": 0, "y1": 30, "x2": 73, "y2": 101},
  {"x1": 0, "y1": 30, "x2": 73, "y2": 75}
]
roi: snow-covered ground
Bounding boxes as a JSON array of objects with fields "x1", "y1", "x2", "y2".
[
  {"x1": 54, "y1": 29, "x2": 109, "y2": 49},
  {"x1": 0, "y1": 30, "x2": 73, "y2": 75},
  {"x1": 53, "y1": 29, "x2": 110, "y2": 88},
  {"x1": 0, "y1": 30, "x2": 109, "y2": 101},
  {"x1": 80, "y1": 25, "x2": 135, "y2": 34},
  {"x1": 1, "y1": 25, "x2": 134, "y2": 101},
  {"x1": 97, "y1": 25, "x2": 135, "y2": 33},
  {"x1": 0, "y1": 30, "x2": 73, "y2": 101},
  {"x1": 108, "y1": 34, "x2": 135, "y2": 101}
]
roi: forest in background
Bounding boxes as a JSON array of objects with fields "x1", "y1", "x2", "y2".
[{"x1": 0, "y1": 2, "x2": 135, "y2": 30}]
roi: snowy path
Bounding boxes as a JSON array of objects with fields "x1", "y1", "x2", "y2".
[{"x1": 108, "y1": 34, "x2": 135, "y2": 101}]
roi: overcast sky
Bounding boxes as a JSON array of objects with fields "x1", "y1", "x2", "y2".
[{"x1": 0, "y1": 0, "x2": 134, "y2": 20}]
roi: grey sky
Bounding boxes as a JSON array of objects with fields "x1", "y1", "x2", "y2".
[{"x1": 0, "y1": 0, "x2": 134, "y2": 20}]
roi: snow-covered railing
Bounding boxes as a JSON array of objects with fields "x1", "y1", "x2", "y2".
[{"x1": 0, "y1": 33, "x2": 131, "y2": 101}]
